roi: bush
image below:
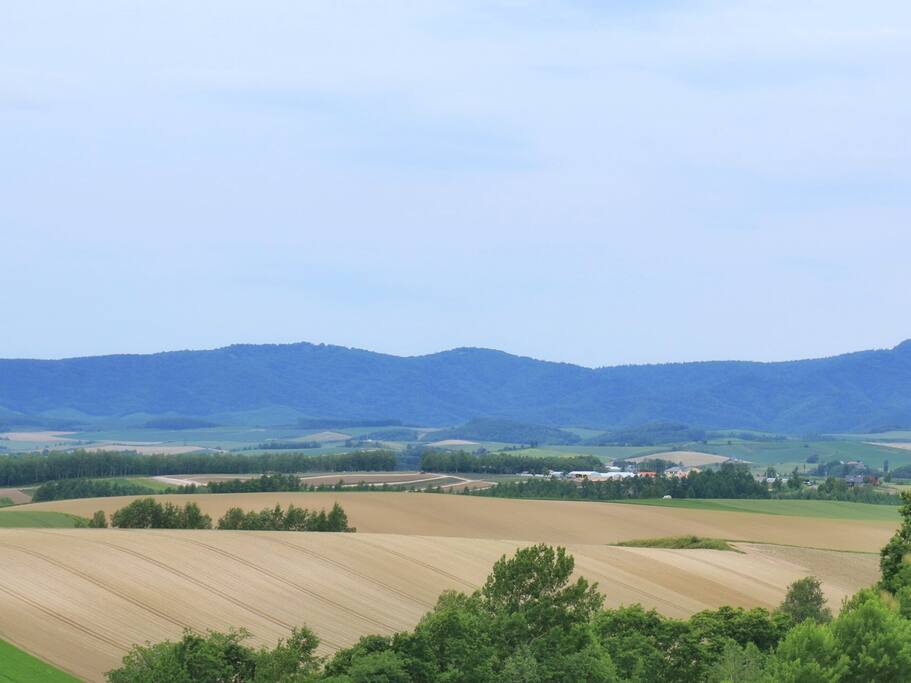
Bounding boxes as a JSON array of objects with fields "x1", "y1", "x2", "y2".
[
  {"x1": 110, "y1": 499, "x2": 212, "y2": 529},
  {"x1": 217, "y1": 503, "x2": 354, "y2": 532},
  {"x1": 777, "y1": 576, "x2": 832, "y2": 625},
  {"x1": 32, "y1": 478, "x2": 156, "y2": 502}
]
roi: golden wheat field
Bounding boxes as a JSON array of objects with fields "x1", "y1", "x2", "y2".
[
  {"x1": 10, "y1": 491, "x2": 897, "y2": 551},
  {"x1": 0, "y1": 528, "x2": 879, "y2": 682}
]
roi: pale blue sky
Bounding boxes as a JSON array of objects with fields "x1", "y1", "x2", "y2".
[{"x1": 2, "y1": 1, "x2": 909, "y2": 366}]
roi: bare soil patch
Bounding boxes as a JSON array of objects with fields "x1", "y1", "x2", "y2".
[
  {"x1": 868, "y1": 442, "x2": 911, "y2": 451},
  {"x1": 0, "y1": 488, "x2": 32, "y2": 505},
  {"x1": 0, "y1": 431, "x2": 75, "y2": 442}
]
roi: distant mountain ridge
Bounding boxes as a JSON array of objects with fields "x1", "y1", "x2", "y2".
[{"x1": 1, "y1": 340, "x2": 910, "y2": 433}]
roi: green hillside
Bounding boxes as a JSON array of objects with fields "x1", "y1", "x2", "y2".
[{"x1": 1, "y1": 340, "x2": 911, "y2": 433}]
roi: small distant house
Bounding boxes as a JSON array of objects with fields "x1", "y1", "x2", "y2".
[
  {"x1": 566, "y1": 470, "x2": 635, "y2": 482},
  {"x1": 567, "y1": 470, "x2": 603, "y2": 480},
  {"x1": 664, "y1": 466, "x2": 699, "y2": 479}
]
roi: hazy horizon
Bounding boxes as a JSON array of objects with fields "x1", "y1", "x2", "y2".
[
  {"x1": 2, "y1": 336, "x2": 909, "y2": 369},
  {"x1": 3, "y1": 2, "x2": 909, "y2": 366}
]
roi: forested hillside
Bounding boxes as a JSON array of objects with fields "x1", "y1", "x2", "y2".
[{"x1": 1, "y1": 340, "x2": 910, "y2": 432}]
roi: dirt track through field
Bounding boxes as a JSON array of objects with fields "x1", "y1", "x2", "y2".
[
  {"x1": 9, "y1": 492, "x2": 897, "y2": 552},
  {"x1": 0, "y1": 529, "x2": 878, "y2": 682}
]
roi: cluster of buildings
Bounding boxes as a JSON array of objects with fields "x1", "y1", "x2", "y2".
[{"x1": 539, "y1": 464, "x2": 702, "y2": 482}]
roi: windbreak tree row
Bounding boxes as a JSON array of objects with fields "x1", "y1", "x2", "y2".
[
  {"x1": 83, "y1": 499, "x2": 354, "y2": 533},
  {"x1": 472, "y1": 462, "x2": 770, "y2": 500},
  {"x1": 0, "y1": 449, "x2": 397, "y2": 486},
  {"x1": 420, "y1": 450, "x2": 602, "y2": 474},
  {"x1": 32, "y1": 478, "x2": 157, "y2": 502}
]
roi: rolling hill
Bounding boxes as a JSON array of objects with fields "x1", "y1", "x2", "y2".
[{"x1": 1, "y1": 340, "x2": 910, "y2": 432}]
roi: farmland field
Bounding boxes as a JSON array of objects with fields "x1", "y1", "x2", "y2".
[
  {"x1": 0, "y1": 491, "x2": 900, "y2": 680},
  {"x1": 6, "y1": 492, "x2": 897, "y2": 551},
  {"x1": 0, "y1": 528, "x2": 879, "y2": 682},
  {"x1": 0, "y1": 511, "x2": 86, "y2": 528},
  {"x1": 0, "y1": 487, "x2": 31, "y2": 505},
  {"x1": 615, "y1": 498, "x2": 901, "y2": 521},
  {"x1": 689, "y1": 438, "x2": 910, "y2": 469}
]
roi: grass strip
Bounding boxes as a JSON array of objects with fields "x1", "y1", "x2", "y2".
[
  {"x1": 0, "y1": 511, "x2": 87, "y2": 528},
  {"x1": 0, "y1": 639, "x2": 81, "y2": 682},
  {"x1": 614, "y1": 535, "x2": 738, "y2": 552}
]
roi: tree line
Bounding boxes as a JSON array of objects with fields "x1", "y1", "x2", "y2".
[
  {"x1": 775, "y1": 475, "x2": 900, "y2": 505},
  {"x1": 203, "y1": 473, "x2": 304, "y2": 493},
  {"x1": 85, "y1": 498, "x2": 354, "y2": 532},
  {"x1": 254, "y1": 441, "x2": 320, "y2": 450},
  {"x1": 0, "y1": 449, "x2": 397, "y2": 486},
  {"x1": 28, "y1": 473, "x2": 423, "y2": 504},
  {"x1": 420, "y1": 450, "x2": 602, "y2": 475},
  {"x1": 218, "y1": 503, "x2": 354, "y2": 532},
  {"x1": 472, "y1": 462, "x2": 769, "y2": 501},
  {"x1": 32, "y1": 478, "x2": 157, "y2": 502},
  {"x1": 107, "y1": 494, "x2": 911, "y2": 680}
]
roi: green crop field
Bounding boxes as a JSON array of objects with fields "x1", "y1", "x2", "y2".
[
  {"x1": 688, "y1": 439, "x2": 909, "y2": 469},
  {"x1": 613, "y1": 498, "x2": 901, "y2": 521},
  {"x1": 547, "y1": 445, "x2": 665, "y2": 460},
  {"x1": 833, "y1": 430, "x2": 911, "y2": 442},
  {"x1": 89, "y1": 477, "x2": 177, "y2": 492},
  {"x1": 0, "y1": 511, "x2": 86, "y2": 528},
  {"x1": 0, "y1": 640, "x2": 80, "y2": 683}
]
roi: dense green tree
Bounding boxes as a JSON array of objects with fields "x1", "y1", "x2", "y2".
[
  {"x1": 829, "y1": 593, "x2": 911, "y2": 682},
  {"x1": 473, "y1": 463, "x2": 769, "y2": 502},
  {"x1": 88, "y1": 510, "x2": 108, "y2": 528},
  {"x1": 706, "y1": 642, "x2": 769, "y2": 683},
  {"x1": 0, "y1": 449, "x2": 396, "y2": 487},
  {"x1": 420, "y1": 450, "x2": 600, "y2": 475},
  {"x1": 880, "y1": 491, "x2": 911, "y2": 593},
  {"x1": 331, "y1": 650, "x2": 410, "y2": 683},
  {"x1": 216, "y1": 503, "x2": 354, "y2": 532},
  {"x1": 110, "y1": 498, "x2": 212, "y2": 529},
  {"x1": 593, "y1": 606, "x2": 705, "y2": 682},
  {"x1": 253, "y1": 628, "x2": 321, "y2": 682},
  {"x1": 777, "y1": 577, "x2": 831, "y2": 625},
  {"x1": 768, "y1": 620, "x2": 846, "y2": 682},
  {"x1": 32, "y1": 478, "x2": 156, "y2": 502},
  {"x1": 108, "y1": 629, "x2": 258, "y2": 683}
]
